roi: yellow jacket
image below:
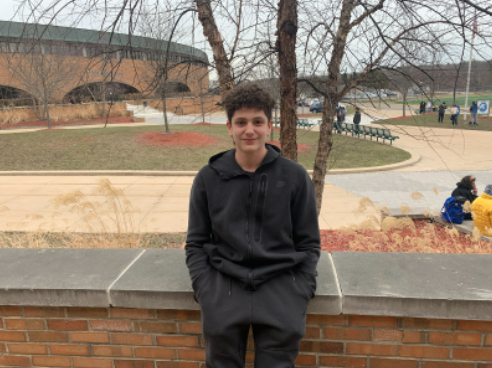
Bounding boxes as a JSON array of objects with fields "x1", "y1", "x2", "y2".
[{"x1": 471, "y1": 193, "x2": 492, "y2": 236}]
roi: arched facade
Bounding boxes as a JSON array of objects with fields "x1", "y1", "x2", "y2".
[{"x1": 0, "y1": 20, "x2": 209, "y2": 103}]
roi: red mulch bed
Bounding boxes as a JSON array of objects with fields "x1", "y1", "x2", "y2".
[
  {"x1": 136, "y1": 131, "x2": 218, "y2": 147},
  {"x1": 267, "y1": 140, "x2": 310, "y2": 153},
  {"x1": 0, "y1": 117, "x2": 135, "y2": 129},
  {"x1": 320, "y1": 220, "x2": 491, "y2": 254}
]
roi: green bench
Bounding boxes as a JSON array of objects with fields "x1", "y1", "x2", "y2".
[
  {"x1": 296, "y1": 118, "x2": 315, "y2": 129},
  {"x1": 328, "y1": 122, "x2": 398, "y2": 144}
]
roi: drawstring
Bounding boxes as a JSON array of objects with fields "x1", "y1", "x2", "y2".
[
  {"x1": 229, "y1": 277, "x2": 232, "y2": 296},
  {"x1": 289, "y1": 269, "x2": 296, "y2": 281}
]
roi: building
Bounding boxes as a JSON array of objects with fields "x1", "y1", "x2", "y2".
[{"x1": 0, "y1": 20, "x2": 209, "y2": 104}]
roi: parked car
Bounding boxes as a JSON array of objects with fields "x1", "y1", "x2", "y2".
[
  {"x1": 386, "y1": 91, "x2": 398, "y2": 97},
  {"x1": 310, "y1": 102, "x2": 322, "y2": 113}
]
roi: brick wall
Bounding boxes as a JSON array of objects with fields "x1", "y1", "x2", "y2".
[{"x1": 1, "y1": 306, "x2": 492, "y2": 367}]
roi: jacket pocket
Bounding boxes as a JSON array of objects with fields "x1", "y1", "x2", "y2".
[
  {"x1": 192, "y1": 266, "x2": 211, "y2": 303},
  {"x1": 297, "y1": 270, "x2": 316, "y2": 299}
]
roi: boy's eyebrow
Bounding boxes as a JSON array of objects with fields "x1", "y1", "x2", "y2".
[{"x1": 234, "y1": 116, "x2": 267, "y2": 121}]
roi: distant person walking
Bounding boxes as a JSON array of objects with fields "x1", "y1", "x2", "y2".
[
  {"x1": 470, "y1": 101, "x2": 478, "y2": 125},
  {"x1": 419, "y1": 101, "x2": 425, "y2": 114},
  {"x1": 438, "y1": 102, "x2": 446, "y2": 123},
  {"x1": 427, "y1": 100, "x2": 432, "y2": 113},
  {"x1": 353, "y1": 107, "x2": 361, "y2": 136},
  {"x1": 450, "y1": 103, "x2": 458, "y2": 126}
]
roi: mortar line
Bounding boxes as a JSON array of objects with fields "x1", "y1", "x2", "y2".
[{"x1": 106, "y1": 249, "x2": 146, "y2": 306}]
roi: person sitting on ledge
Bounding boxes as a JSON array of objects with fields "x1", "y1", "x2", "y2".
[
  {"x1": 452, "y1": 176, "x2": 478, "y2": 220},
  {"x1": 471, "y1": 184, "x2": 492, "y2": 237}
]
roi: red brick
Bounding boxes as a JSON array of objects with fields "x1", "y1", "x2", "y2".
[
  {"x1": 479, "y1": 365, "x2": 492, "y2": 368},
  {"x1": 157, "y1": 335, "x2": 199, "y2": 347},
  {"x1": 156, "y1": 362, "x2": 200, "y2": 368},
  {"x1": 428, "y1": 332, "x2": 481, "y2": 346},
  {"x1": 300, "y1": 340, "x2": 343, "y2": 353},
  {"x1": 0, "y1": 343, "x2": 5, "y2": 352},
  {"x1": 0, "y1": 355, "x2": 31, "y2": 366},
  {"x1": 134, "y1": 347, "x2": 176, "y2": 359},
  {"x1": 402, "y1": 331, "x2": 425, "y2": 343},
  {"x1": 453, "y1": 347, "x2": 492, "y2": 360},
  {"x1": 0, "y1": 331, "x2": 26, "y2": 342},
  {"x1": 422, "y1": 362, "x2": 475, "y2": 368},
  {"x1": 457, "y1": 320, "x2": 492, "y2": 332},
  {"x1": 306, "y1": 314, "x2": 346, "y2": 325},
  {"x1": 135, "y1": 321, "x2": 177, "y2": 333},
  {"x1": 112, "y1": 333, "x2": 153, "y2": 345},
  {"x1": 8, "y1": 343, "x2": 47, "y2": 354},
  {"x1": 67, "y1": 307, "x2": 108, "y2": 318},
  {"x1": 90, "y1": 320, "x2": 132, "y2": 332},
  {"x1": 294, "y1": 354, "x2": 316, "y2": 366},
  {"x1": 156, "y1": 310, "x2": 201, "y2": 321},
  {"x1": 115, "y1": 361, "x2": 155, "y2": 368},
  {"x1": 28, "y1": 331, "x2": 68, "y2": 342},
  {"x1": 320, "y1": 356, "x2": 367, "y2": 367},
  {"x1": 48, "y1": 319, "x2": 88, "y2": 331},
  {"x1": 50, "y1": 344, "x2": 90, "y2": 355},
  {"x1": 374, "y1": 329, "x2": 402, "y2": 341},
  {"x1": 304, "y1": 326, "x2": 320, "y2": 338},
  {"x1": 32, "y1": 356, "x2": 71, "y2": 367},
  {"x1": 0, "y1": 306, "x2": 22, "y2": 316},
  {"x1": 111, "y1": 308, "x2": 154, "y2": 319},
  {"x1": 486, "y1": 334, "x2": 492, "y2": 346},
  {"x1": 179, "y1": 322, "x2": 202, "y2": 334},
  {"x1": 72, "y1": 357, "x2": 113, "y2": 368},
  {"x1": 93, "y1": 345, "x2": 133, "y2": 357},
  {"x1": 346, "y1": 343, "x2": 397, "y2": 356},
  {"x1": 324, "y1": 327, "x2": 372, "y2": 341},
  {"x1": 5, "y1": 318, "x2": 45, "y2": 330},
  {"x1": 70, "y1": 332, "x2": 109, "y2": 343},
  {"x1": 177, "y1": 349, "x2": 206, "y2": 360},
  {"x1": 349, "y1": 316, "x2": 398, "y2": 327},
  {"x1": 401, "y1": 318, "x2": 453, "y2": 330},
  {"x1": 369, "y1": 358, "x2": 418, "y2": 368},
  {"x1": 23, "y1": 307, "x2": 65, "y2": 317},
  {"x1": 398, "y1": 345, "x2": 450, "y2": 359}
]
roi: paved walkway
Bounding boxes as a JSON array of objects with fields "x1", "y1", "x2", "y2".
[
  {"x1": 327, "y1": 170, "x2": 492, "y2": 216},
  {"x1": 0, "y1": 176, "x2": 379, "y2": 233}
]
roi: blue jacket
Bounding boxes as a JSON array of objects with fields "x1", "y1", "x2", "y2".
[{"x1": 470, "y1": 104, "x2": 478, "y2": 114}]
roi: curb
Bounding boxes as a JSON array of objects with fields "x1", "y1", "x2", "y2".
[{"x1": 0, "y1": 150, "x2": 420, "y2": 177}]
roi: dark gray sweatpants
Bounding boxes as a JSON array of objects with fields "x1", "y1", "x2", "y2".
[{"x1": 193, "y1": 267, "x2": 311, "y2": 368}]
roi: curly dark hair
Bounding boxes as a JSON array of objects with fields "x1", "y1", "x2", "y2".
[
  {"x1": 457, "y1": 175, "x2": 476, "y2": 189},
  {"x1": 222, "y1": 83, "x2": 275, "y2": 122}
]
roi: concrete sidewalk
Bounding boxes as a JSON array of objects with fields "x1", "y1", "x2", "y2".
[{"x1": 0, "y1": 176, "x2": 379, "y2": 233}]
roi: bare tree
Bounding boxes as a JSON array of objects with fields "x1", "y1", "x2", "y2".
[{"x1": 8, "y1": 44, "x2": 75, "y2": 128}]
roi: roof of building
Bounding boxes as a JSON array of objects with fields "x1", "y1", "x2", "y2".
[{"x1": 0, "y1": 20, "x2": 208, "y2": 61}]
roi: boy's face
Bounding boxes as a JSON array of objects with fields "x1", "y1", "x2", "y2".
[{"x1": 227, "y1": 108, "x2": 272, "y2": 155}]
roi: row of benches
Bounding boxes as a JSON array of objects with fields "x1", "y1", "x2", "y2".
[
  {"x1": 273, "y1": 118, "x2": 315, "y2": 129},
  {"x1": 332, "y1": 122, "x2": 399, "y2": 145},
  {"x1": 274, "y1": 119, "x2": 399, "y2": 145}
]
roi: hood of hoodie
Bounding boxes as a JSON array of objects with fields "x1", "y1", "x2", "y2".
[{"x1": 208, "y1": 143, "x2": 281, "y2": 179}]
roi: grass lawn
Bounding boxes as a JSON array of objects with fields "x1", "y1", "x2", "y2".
[
  {"x1": 0, "y1": 124, "x2": 410, "y2": 171},
  {"x1": 377, "y1": 113, "x2": 492, "y2": 131},
  {"x1": 395, "y1": 93, "x2": 492, "y2": 106}
]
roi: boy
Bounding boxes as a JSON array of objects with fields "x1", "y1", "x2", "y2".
[{"x1": 185, "y1": 83, "x2": 320, "y2": 368}]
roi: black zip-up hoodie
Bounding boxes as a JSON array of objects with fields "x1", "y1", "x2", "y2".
[{"x1": 185, "y1": 144, "x2": 320, "y2": 292}]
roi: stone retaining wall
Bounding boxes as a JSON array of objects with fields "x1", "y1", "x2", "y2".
[{"x1": 1, "y1": 249, "x2": 492, "y2": 366}]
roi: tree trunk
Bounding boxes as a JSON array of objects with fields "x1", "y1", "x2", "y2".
[
  {"x1": 276, "y1": 0, "x2": 298, "y2": 161},
  {"x1": 311, "y1": 0, "x2": 356, "y2": 214},
  {"x1": 195, "y1": 0, "x2": 234, "y2": 97},
  {"x1": 161, "y1": 84, "x2": 170, "y2": 133},
  {"x1": 403, "y1": 92, "x2": 407, "y2": 116}
]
